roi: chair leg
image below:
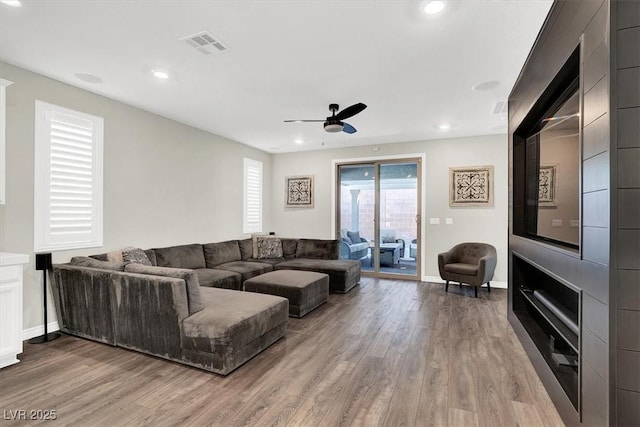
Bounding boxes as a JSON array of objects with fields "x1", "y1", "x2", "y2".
[
  {"x1": 487, "y1": 282, "x2": 491, "y2": 293},
  {"x1": 445, "y1": 280, "x2": 449, "y2": 292},
  {"x1": 474, "y1": 286, "x2": 478, "y2": 298},
  {"x1": 458, "y1": 282, "x2": 462, "y2": 287}
]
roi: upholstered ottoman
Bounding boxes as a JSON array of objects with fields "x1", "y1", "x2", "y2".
[{"x1": 244, "y1": 270, "x2": 329, "y2": 318}]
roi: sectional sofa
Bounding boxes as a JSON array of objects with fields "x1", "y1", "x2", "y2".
[{"x1": 51, "y1": 238, "x2": 361, "y2": 375}]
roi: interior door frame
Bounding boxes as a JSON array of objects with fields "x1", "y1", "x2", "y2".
[{"x1": 332, "y1": 154, "x2": 424, "y2": 281}]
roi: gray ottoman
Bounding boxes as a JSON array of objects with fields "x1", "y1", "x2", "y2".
[{"x1": 244, "y1": 270, "x2": 329, "y2": 318}]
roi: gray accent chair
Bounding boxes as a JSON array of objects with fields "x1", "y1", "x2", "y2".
[{"x1": 438, "y1": 242, "x2": 497, "y2": 298}]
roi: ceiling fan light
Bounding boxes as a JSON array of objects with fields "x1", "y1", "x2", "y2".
[{"x1": 324, "y1": 123, "x2": 343, "y2": 133}]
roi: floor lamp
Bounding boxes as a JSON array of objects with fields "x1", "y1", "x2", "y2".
[{"x1": 29, "y1": 253, "x2": 60, "y2": 344}]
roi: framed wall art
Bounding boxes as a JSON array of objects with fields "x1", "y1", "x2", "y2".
[
  {"x1": 538, "y1": 165, "x2": 556, "y2": 206},
  {"x1": 285, "y1": 175, "x2": 314, "y2": 208},
  {"x1": 449, "y1": 165, "x2": 494, "y2": 207}
]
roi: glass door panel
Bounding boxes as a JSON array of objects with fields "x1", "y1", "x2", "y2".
[
  {"x1": 337, "y1": 159, "x2": 421, "y2": 280},
  {"x1": 378, "y1": 162, "x2": 419, "y2": 278},
  {"x1": 338, "y1": 164, "x2": 375, "y2": 273}
]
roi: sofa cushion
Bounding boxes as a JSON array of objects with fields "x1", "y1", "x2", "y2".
[
  {"x1": 281, "y1": 239, "x2": 298, "y2": 259},
  {"x1": 144, "y1": 249, "x2": 157, "y2": 266},
  {"x1": 70, "y1": 256, "x2": 128, "y2": 271},
  {"x1": 153, "y1": 244, "x2": 206, "y2": 269},
  {"x1": 238, "y1": 238, "x2": 253, "y2": 260},
  {"x1": 203, "y1": 240, "x2": 241, "y2": 267},
  {"x1": 246, "y1": 258, "x2": 286, "y2": 267},
  {"x1": 295, "y1": 239, "x2": 339, "y2": 260},
  {"x1": 346, "y1": 231, "x2": 361, "y2": 244},
  {"x1": 122, "y1": 247, "x2": 152, "y2": 266},
  {"x1": 253, "y1": 236, "x2": 283, "y2": 259},
  {"x1": 124, "y1": 264, "x2": 204, "y2": 315},
  {"x1": 444, "y1": 263, "x2": 478, "y2": 276},
  {"x1": 348, "y1": 242, "x2": 369, "y2": 254},
  {"x1": 193, "y1": 268, "x2": 242, "y2": 290},
  {"x1": 214, "y1": 261, "x2": 273, "y2": 282},
  {"x1": 182, "y1": 287, "x2": 288, "y2": 350}
]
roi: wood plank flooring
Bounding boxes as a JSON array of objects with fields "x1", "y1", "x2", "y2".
[{"x1": 0, "y1": 278, "x2": 564, "y2": 427}]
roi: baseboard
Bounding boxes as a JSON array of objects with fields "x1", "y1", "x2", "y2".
[
  {"x1": 22, "y1": 321, "x2": 60, "y2": 341},
  {"x1": 422, "y1": 275, "x2": 507, "y2": 289}
]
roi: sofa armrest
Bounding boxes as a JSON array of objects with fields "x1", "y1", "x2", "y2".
[
  {"x1": 437, "y1": 248, "x2": 457, "y2": 275},
  {"x1": 478, "y1": 254, "x2": 497, "y2": 284}
]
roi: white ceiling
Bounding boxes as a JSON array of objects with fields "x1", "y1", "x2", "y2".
[{"x1": 0, "y1": 0, "x2": 552, "y2": 153}]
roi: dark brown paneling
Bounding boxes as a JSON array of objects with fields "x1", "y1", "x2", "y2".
[
  {"x1": 618, "y1": 269, "x2": 640, "y2": 310},
  {"x1": 583, "y1": 151, "x2": 610, "y2": 193},
  {"x1": 511, "y1": 236, "x2": 609, "y2": 304},
  {"x1": 583, "y1": 113, "x2": 609, "y2": 159},
  {"x1": 617, "y1": 389, "x2": 640, "y2": 426},
  {"x1": 617, "y1": 0, "x2": 640, "y2": 30},
  {"x1": 618, "y1": 148, "x2": 640, "y2": 187},
  {"x1": 618, "y1": 67, "x2": 640, "y2": 108},
  {"x1": 583, "y1": 0, "x2": 609, "y2": 57},
  {"x1": 582, "y1": 361, "x2": 608, "y2": 425},
  {"x1": 583, "y1": 226, "x2": 610, "y2": 265},
  {"x1": 617, "y1": 27, "x2": 640, "y2": 68},
  {"x1": 618, "y1": 107, "x2": 640, "y2": 148},
  {"x1": 617, "y1": 310, "x2": 640, "y2": 351},
  {"x1": 584, "y1": 40, "x2": 609, "y2": 92},
  {"x1": 583, "y1": 327, "x2": 610, "y2": 380},
  {"x1": 583, "y1": 189, "x2": 609, "y2": 227},
  {"x1": 617, "y1": 350, "x2": 640, "y2": 391},
  {"x1": 618, "y1": 230, "x2": 640, "y2": 269},
  {"x1": 619, "y1": 189, "x2": 640, "y2": 229},
  {"x1": 583, "y1": 292, "x2": 610, "y2": 342},
  {"x1": 584, "y1": 78, "x2": 609, "y2": 125}
]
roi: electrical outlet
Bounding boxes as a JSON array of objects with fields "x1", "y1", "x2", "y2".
[
  {"x1": 429, "y1": 217, "x2": 440, "y2": 225},
  {"x1": 445, "y1": 218, "x2": 453, "y2": 225}
]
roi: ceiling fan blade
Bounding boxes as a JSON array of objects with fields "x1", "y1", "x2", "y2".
[
  {"x1": 284, "y1": 119, "x2": 325, "y2": 123},
  {"x1": 335, "y1": 103, "x2": 367, "y2": 121},
  {"x1": 342, "y1": 123, "x2": 357, "y2": 134}
]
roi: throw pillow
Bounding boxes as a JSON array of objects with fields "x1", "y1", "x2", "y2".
[
  {"x1": 347, "y1": 231, "x2": 361, "y2": 244},
  {"x1": 253, "y1": 236, "x2": 284, "y2": 259},
  {"x1": 122, "y1": 247, "x2": 152, "y2": 266}
]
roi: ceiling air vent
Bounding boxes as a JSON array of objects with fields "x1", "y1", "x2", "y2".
[
  {"x1": 180, "y1": 31, "x2": 228, "y2": 55},
  {"x1": 492, "y1": 100, "x2": 508, "y2": 115}
]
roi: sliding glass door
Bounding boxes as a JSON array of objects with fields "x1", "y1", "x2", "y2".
[{"x1": 337, "y1": 158, "x2": 421, "y2": 279}]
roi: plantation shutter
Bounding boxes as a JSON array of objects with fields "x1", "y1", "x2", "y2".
[
  {"x1": 243, "y1": 158, "x2": 262, "y2": 234},
  {"x1": 34, "y1": 101, "x2": 103, "y2": 251}
]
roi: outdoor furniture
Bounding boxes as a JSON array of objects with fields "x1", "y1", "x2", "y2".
[
  {"x1": 438, "y1": 242, "x2": 497, "y2": 298},
  {"x1": 410, "y1": 239, "x2": 417, "y2": 258}
]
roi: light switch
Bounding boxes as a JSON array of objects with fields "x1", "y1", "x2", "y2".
[
  {"x1": 570, "y1": 220, "x2": 580, "y2": 228},
  {"x1": 552, "y1": 219, "x2": 563, "y2": 227},
  {"x1": 429, "y1": 217, "x2": 440, "y2": 225},
  {"x1": 445, "y1": 218, "x2": 453, "y2": 225}
]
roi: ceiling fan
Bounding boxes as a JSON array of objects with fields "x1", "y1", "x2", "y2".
[{"x1": 284, "y1": 103, "x2": 367, "y2": 134}]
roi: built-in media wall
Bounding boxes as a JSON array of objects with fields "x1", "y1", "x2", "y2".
[{"x1": 508, "y1": 1, "x2": 640, "y2": 426}]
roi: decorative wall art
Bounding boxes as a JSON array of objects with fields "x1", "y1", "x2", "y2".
[
  {"x1": 449, "y1": 166, "x2": 494, "y2": 207},
  {"x1": 285, "y1": 175, "x2": 314, "y2": 208},
  {"x1": 538, "y1": 165, "x2": 556, "y2": 206}
]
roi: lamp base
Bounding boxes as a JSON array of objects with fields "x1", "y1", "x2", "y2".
[{"x1": 28, "y1": 332, "x2": 61, "y2": 344}]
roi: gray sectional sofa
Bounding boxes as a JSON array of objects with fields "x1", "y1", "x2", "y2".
[{"x1": 51, "y1": 238, "x2": 360, "y2": 375}]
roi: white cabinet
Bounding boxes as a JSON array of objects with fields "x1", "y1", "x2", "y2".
[{"x1": 0, "y1": 252, "x2": 28, "y2": 368}]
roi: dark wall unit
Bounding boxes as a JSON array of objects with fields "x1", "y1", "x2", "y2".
[{"x1": 508, "y1": 1, "x2": 640, "y2": 426}]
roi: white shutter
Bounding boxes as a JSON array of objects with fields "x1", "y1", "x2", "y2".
[
  {"x1": 243, "y1": 158, "x2": 262, "y2": 234},
  {"x1": 34, "y1": 101, "x2": 103, "y2": 251}
]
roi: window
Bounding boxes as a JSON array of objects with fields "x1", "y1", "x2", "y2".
[
  {"x1": 243, "y1": 158, "x2": 262, "y2": 234},
  {"x1": 34, "y1": 101, "x2": 103, "y2": 251}
]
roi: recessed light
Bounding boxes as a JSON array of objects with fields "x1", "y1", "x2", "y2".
[
  {"x1": 75, "y1": 73, "x2": 103, "y2": 84},
  {"x1": 152, "y1": 69, "x2": 170, "y2": 79},
  {"x1": 295, "y1": 139, "x2": 304, "y2": 145},
  {"x1": 0, "y1": 0, "x2": 22, "y2": 7},
  {"x1": 438, "y1": 124, "x2": 451, "y2": 130},
  {"x1": 472, "y1": 80, "x2": 500, "y2": 92},
  {"x1": 423, "y1": 1, "x2": 445, "y2": 14}
]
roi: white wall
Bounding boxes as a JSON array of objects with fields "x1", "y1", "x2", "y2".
[
  {"x1": 271, "y1": 135, "x2": 508, "y2": 282},
  {"x1": 0, "y1": 62, "x2": 272, "y2": 330}
]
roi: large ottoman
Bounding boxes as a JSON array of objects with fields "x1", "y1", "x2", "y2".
[
  {"x1": 275, "y1": 259, "x2": 360, "y2": 293},
  {"x1": 244, "y1": 270, "x2": 329, "y2": 318}
]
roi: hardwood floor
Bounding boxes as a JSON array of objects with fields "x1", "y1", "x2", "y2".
[{"x1": 0, "y1": 278, "x2": 564, "y2": 427}]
